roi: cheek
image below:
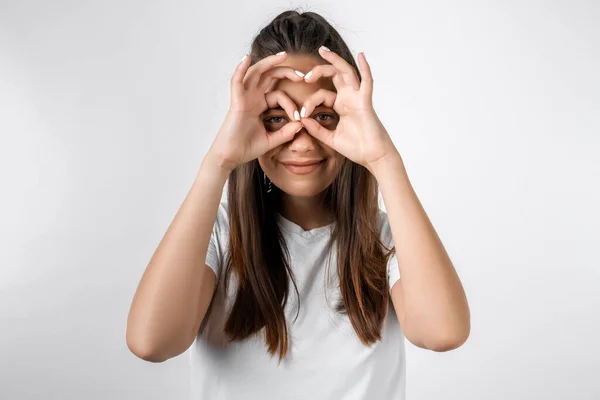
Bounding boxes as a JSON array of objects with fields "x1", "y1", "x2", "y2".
[
  {"x1": 258, "y1": 151, "x2": 277, "y2": 171},
  {"x1": 330, "y1": 154, "x2": 346, "y2": 169},
  {"x1": 321, "y1": 156, "x2": 344, "y2": 178}
]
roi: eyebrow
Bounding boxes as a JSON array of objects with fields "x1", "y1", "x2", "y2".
[{"x1": 269, "y1": 103, "x2": 328, "y2": 111}]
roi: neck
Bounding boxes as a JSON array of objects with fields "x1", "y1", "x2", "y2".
[{"x1": 279, "y1": 192, "x2": 333, "y2": 231}]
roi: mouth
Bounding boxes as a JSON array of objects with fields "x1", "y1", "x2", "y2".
[{"x1": 280, "y1": 159, "x2": 325, "y2": 175}]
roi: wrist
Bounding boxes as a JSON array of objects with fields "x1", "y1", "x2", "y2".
[
  {"x1": 367, "y1": 150, "x2": 404, "y2": 177},
  {"x1": 199, "y1": 152, "x2": 232, "y2": 182}
]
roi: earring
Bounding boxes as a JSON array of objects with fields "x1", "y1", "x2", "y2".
[{"x1": 264, "y1": 172, "x2": 272, "y2": 194}]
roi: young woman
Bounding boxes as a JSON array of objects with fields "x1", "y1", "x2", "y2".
[{"x1": 127, "y1": 10, "x2": 470, "y2": 400}]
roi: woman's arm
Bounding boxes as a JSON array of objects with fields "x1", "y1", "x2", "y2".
[
  {"x1": 126, "y1": 153, "x2": 230, "y2": 362},
  {"x1": 372, "y1": 151, "x2": 470, "y2": 352}
]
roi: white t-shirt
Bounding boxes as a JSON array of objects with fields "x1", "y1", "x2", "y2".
[{"x1": 190, "y1": 199, "x2": 405, "y2": 400}]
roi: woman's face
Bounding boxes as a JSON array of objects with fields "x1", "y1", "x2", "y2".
[{"x1": 258, "y1": 54, "x2": 346, "y2": 198}]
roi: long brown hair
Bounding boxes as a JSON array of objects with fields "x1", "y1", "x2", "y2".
[{"x1": 220, "y1": 9, "x2": 396, "y2": 362}]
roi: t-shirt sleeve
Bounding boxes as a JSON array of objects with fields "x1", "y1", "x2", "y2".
[
  {"x1": 204, "y1": 200, "x2": 229, "y2": 280},
  {"x1": 379, "y1": 209, "x2": 400, "y2": 291}
]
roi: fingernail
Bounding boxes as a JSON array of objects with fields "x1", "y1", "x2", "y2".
[
  {"x1": 304, "y1": 71, "x2": 313, "y2": 80},
  {"x1": 241, "y1": 54, "x2": 248, "y2": 63},
  {"x1": 276, "y1": 51, "x2": 286, "y2": 55},
  {"x1": 296, "y1": 125, "x2": 303, "y2": 133},
  {"x1": 300, "y1": 106, "x2": 306, "y2": 118},
  {"x1": 321, "y1": 46, "x2": 330, "y2": 52},
  {"x1": 294, "y1": 110, "x2": 300, "y2": 121},
  {"x1": 294, "y1": 70, "x2": 305, "y2": 77}
]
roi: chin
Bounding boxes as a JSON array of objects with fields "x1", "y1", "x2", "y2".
[{"x1": 274, "y1": 179, "x2": 332, "y2": 197}]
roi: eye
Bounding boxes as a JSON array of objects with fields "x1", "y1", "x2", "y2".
[
  {"x1": 264, "y1": 115, "x2": 287, "y2": 124},
  {"x1": 315, "y1": 114, "x2": 336, "y2": 122}
]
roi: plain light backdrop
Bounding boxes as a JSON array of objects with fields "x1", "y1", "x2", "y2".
[{"x1": 1, "y1": 0, "x2": 598, "y2": 399}]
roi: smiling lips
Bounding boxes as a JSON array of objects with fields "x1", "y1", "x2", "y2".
[{"x1": 280, "y1": 159, "x2": 324, "y2": 175}]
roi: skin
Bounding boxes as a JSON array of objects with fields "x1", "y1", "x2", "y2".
[{"x1": 258, "y1": 54, "x2": 344, "y2": 231}]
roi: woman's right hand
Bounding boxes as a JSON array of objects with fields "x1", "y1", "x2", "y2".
[{"x1": 208, "y1": 52, "x2": 305, "y2": 173}]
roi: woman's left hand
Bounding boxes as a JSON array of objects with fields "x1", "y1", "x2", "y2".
[{"x1": 299, "y1": 46, "x2": 399, "y2": 172}]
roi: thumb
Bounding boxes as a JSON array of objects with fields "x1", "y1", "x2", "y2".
[
  {"x1": 300, "y1": 118, "x2": 333, "y2": 147},
  {"x1": 266, "y1": 121, "x2": 303, "y2": 150}
]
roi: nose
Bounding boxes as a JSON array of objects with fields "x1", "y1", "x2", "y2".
[{"x1": 288, "y1": 127, "x2": 317, "y2": 152}]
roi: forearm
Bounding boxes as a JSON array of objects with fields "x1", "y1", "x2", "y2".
[
  {"x1": 370, "y1": 152, "x2": 470, "y2": 349},
  {"x1": 126, "y1": 153, "x2": 230, "y2": 360}
]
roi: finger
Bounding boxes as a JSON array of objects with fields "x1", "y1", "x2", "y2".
[
  {"x1": 243, "y1": 51, "x2": 288, "y2": 89},
  {"x1": 299, "y1": 116, "x2": 334, "y2": 147},
  {"x1": 267, "y1": 120, "x2": 304, "y2": 150},
  {"x1": 231, "y1": 54, "x2": 251, "y2": 99},
  {"x1": 264, "y1": 90, "x2": 300, "y2": 123},
  {"x1": 300, "y1": 88, "x2": 337, "y2": 119},
  {"x1": 316, "y1": 46, "x2": 361, "y2": 90},
  {"x1": 303, "y1": 64, "x2": 337, "y2": 83},
  {"x1": 357, "y1": 52, "x2": 374, "y2": 96},
  {"x1": 303, "y1": 64, "x2": 347, "y2": 91},
  {"x1": 257, "y1": 66, "x2": 305, "y2": 92}
]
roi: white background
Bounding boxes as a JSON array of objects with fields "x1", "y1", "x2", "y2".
[{"x1": 1, "y1": 0, "x2": 598, "y2": 399}]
